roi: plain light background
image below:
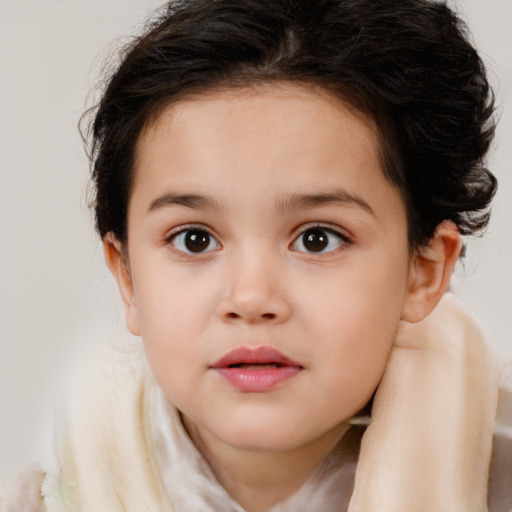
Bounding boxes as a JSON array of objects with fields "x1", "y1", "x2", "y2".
[{"x1": 0, "y1": 0, "x2": 510, "y2": 488}]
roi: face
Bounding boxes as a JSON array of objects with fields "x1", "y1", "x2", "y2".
[{"x1": 116, "y1": 83, "x2": 414, "y2": 452}]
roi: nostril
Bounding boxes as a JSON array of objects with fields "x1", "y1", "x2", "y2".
[{"x1": 224, "y1": 311, "x2": 277, "y2": 322}]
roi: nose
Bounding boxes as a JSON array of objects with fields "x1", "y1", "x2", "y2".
[{"x1": 217, "y1": 249, "x2": 292, "y2": 325}]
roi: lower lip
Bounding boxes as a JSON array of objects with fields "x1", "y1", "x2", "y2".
[{"x1": 214, "y1": 366, "x2": 302, "y2": 392}]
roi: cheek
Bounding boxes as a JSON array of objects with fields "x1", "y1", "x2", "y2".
[
  {"x1": 300, "y1": 252, "x2": 409, "y2": 393},
  {"x1": 300, "y1": 249, "x2": 409, "y2": 336},
  {"x1": 132, "y1": 250, "x2": 217, "y2": 329},
  {"x1": 310, "y1": 297, "x2": 398, "y2": 374},
  {"x1": 305, "y1": 307, "x2": 397, "y2": 414},
  {"x1": 131, "y1": 262, "x2": 229, "y2": 388}
]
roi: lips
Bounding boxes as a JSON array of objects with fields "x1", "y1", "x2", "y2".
[{"x1": 210, "y1": 346, "x2": 303, "y2": 392}]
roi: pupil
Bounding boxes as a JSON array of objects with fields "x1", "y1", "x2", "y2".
[
  {"x1": 185, "y1": 230, "x2": 210, "y2": 252},
  {"x1": 303, "y1": 229, "x2": 328, "y2": 252}
]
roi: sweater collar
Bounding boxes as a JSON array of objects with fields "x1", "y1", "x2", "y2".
[{"x1": 149, "y1": 384, "x2": 360, "y2": 511}]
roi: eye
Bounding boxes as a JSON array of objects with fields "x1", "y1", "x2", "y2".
[
  {"x1": 291, "y1": 227, "x2": 348, "y2": 254},
  {"x1": 168, "y1": 228, "x2": 220, "y2": 254}
]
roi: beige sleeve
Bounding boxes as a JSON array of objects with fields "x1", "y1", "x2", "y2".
[
  {"x1": 1, "y1": 461, "x2": 46, "y2": 512},
  {"x1": 488, "y1": 362, "x2": 512, "y2": 512}
]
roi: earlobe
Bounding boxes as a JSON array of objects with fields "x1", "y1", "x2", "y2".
[
  {"x1": 103, "y1": 233, "x2": 141, "y2": 336},
  {"x1": 401, "y1": 221, "x2": 462, "y2": 323}
]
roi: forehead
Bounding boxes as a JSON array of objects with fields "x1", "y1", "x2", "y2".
[
  {"x1": 135, "y1": 83, "x2": 380, "y2": 179},
  {"x1": 131, "y1": 83, "x2": 404, "y2": 225}
]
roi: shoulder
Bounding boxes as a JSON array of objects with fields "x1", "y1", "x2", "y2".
[{"x1": 1, "y1": 461, "x2": 46, "y2": 512}]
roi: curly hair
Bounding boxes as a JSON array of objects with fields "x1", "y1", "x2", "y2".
[{"x1": 85, "y1": 0, "x2": 497, "y2": 249}]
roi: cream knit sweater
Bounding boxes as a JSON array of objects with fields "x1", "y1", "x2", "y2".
[{"x1": 2, "y1": 294, "x2": 510, "y2": 511}]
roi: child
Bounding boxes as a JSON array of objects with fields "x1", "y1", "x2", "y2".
[{"x1": 2, "y1": 0, "x2": 510, "y2": 510}]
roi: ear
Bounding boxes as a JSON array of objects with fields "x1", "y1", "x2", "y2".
[
  {"x1": 401, "y1": 221, "x2": 462, "y2": 323},
  {"x1": 103, "y1": 233, "x2": 141, "y2": 336}
]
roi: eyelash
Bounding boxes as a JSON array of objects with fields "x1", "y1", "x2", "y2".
[{"x1": 164, "y1": 223, "x2": 352, "y2": 257}]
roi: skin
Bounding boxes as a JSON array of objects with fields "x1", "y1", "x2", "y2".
[{"x1": 104, "y1": 82, "x2": 461, "y2": 512}]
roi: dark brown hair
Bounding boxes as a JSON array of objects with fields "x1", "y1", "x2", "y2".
[{"x1": 85, "y1": 0, "x2": 497, "y2": 249}]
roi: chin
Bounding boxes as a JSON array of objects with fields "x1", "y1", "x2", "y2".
[
  {"x1": 209, "y1": 411, "x2": 339, "y2": 453},
  {"x1": 222, "y1": 428, "x2": 309, "y2": 452}
]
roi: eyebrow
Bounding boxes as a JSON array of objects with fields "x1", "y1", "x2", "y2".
[
  {"x1": 147, "y1": 188, "x2": 375, "y2": 217},
  {"x1": 275, "y1": 189, "x2": 376, "y2": 217},
  {"x1": 148, "y1": 193, "x2": 225, "y2": 213}
]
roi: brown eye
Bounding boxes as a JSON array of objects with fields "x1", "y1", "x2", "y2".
[
  {"x1": 170, "y1": 228, "x2": 220, "y2": 254},
  {"x1": 185, "y1": 230, "x2": 210, "y2": 252},
  {"x1": 303, "y1": 229, "x2": 328, "y2": 252},
  {"x1": 292, "y1": 227, "x2": 346, "y2": 253}
]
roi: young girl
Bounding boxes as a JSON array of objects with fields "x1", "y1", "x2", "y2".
[{"x1": 2, "y1": 0, "x2": 510, "y2": 510}]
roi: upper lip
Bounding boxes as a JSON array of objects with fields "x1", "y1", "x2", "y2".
[{"x1": 211, "y1": 346, "x2": 303, "y2": 369}]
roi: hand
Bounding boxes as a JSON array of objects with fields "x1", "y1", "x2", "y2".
[{"x1": 348, "y1": 294, "x2": 499, "y2": 512}]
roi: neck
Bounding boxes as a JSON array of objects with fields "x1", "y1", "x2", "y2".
[{"x1": 182, "y1": 416, "x2": 349, "y2": 512}]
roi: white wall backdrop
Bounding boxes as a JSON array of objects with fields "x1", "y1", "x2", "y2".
[{"x1": 0, "y1": 0, "x2": 510, "y2": 488}]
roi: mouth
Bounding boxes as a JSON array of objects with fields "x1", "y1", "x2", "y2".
[
  {"x1": 224, "y1": 362, "x2": 289, "y2": 369},
  {"x1": 210, "y1": 346, "x2": 303, "y2": 392}
]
